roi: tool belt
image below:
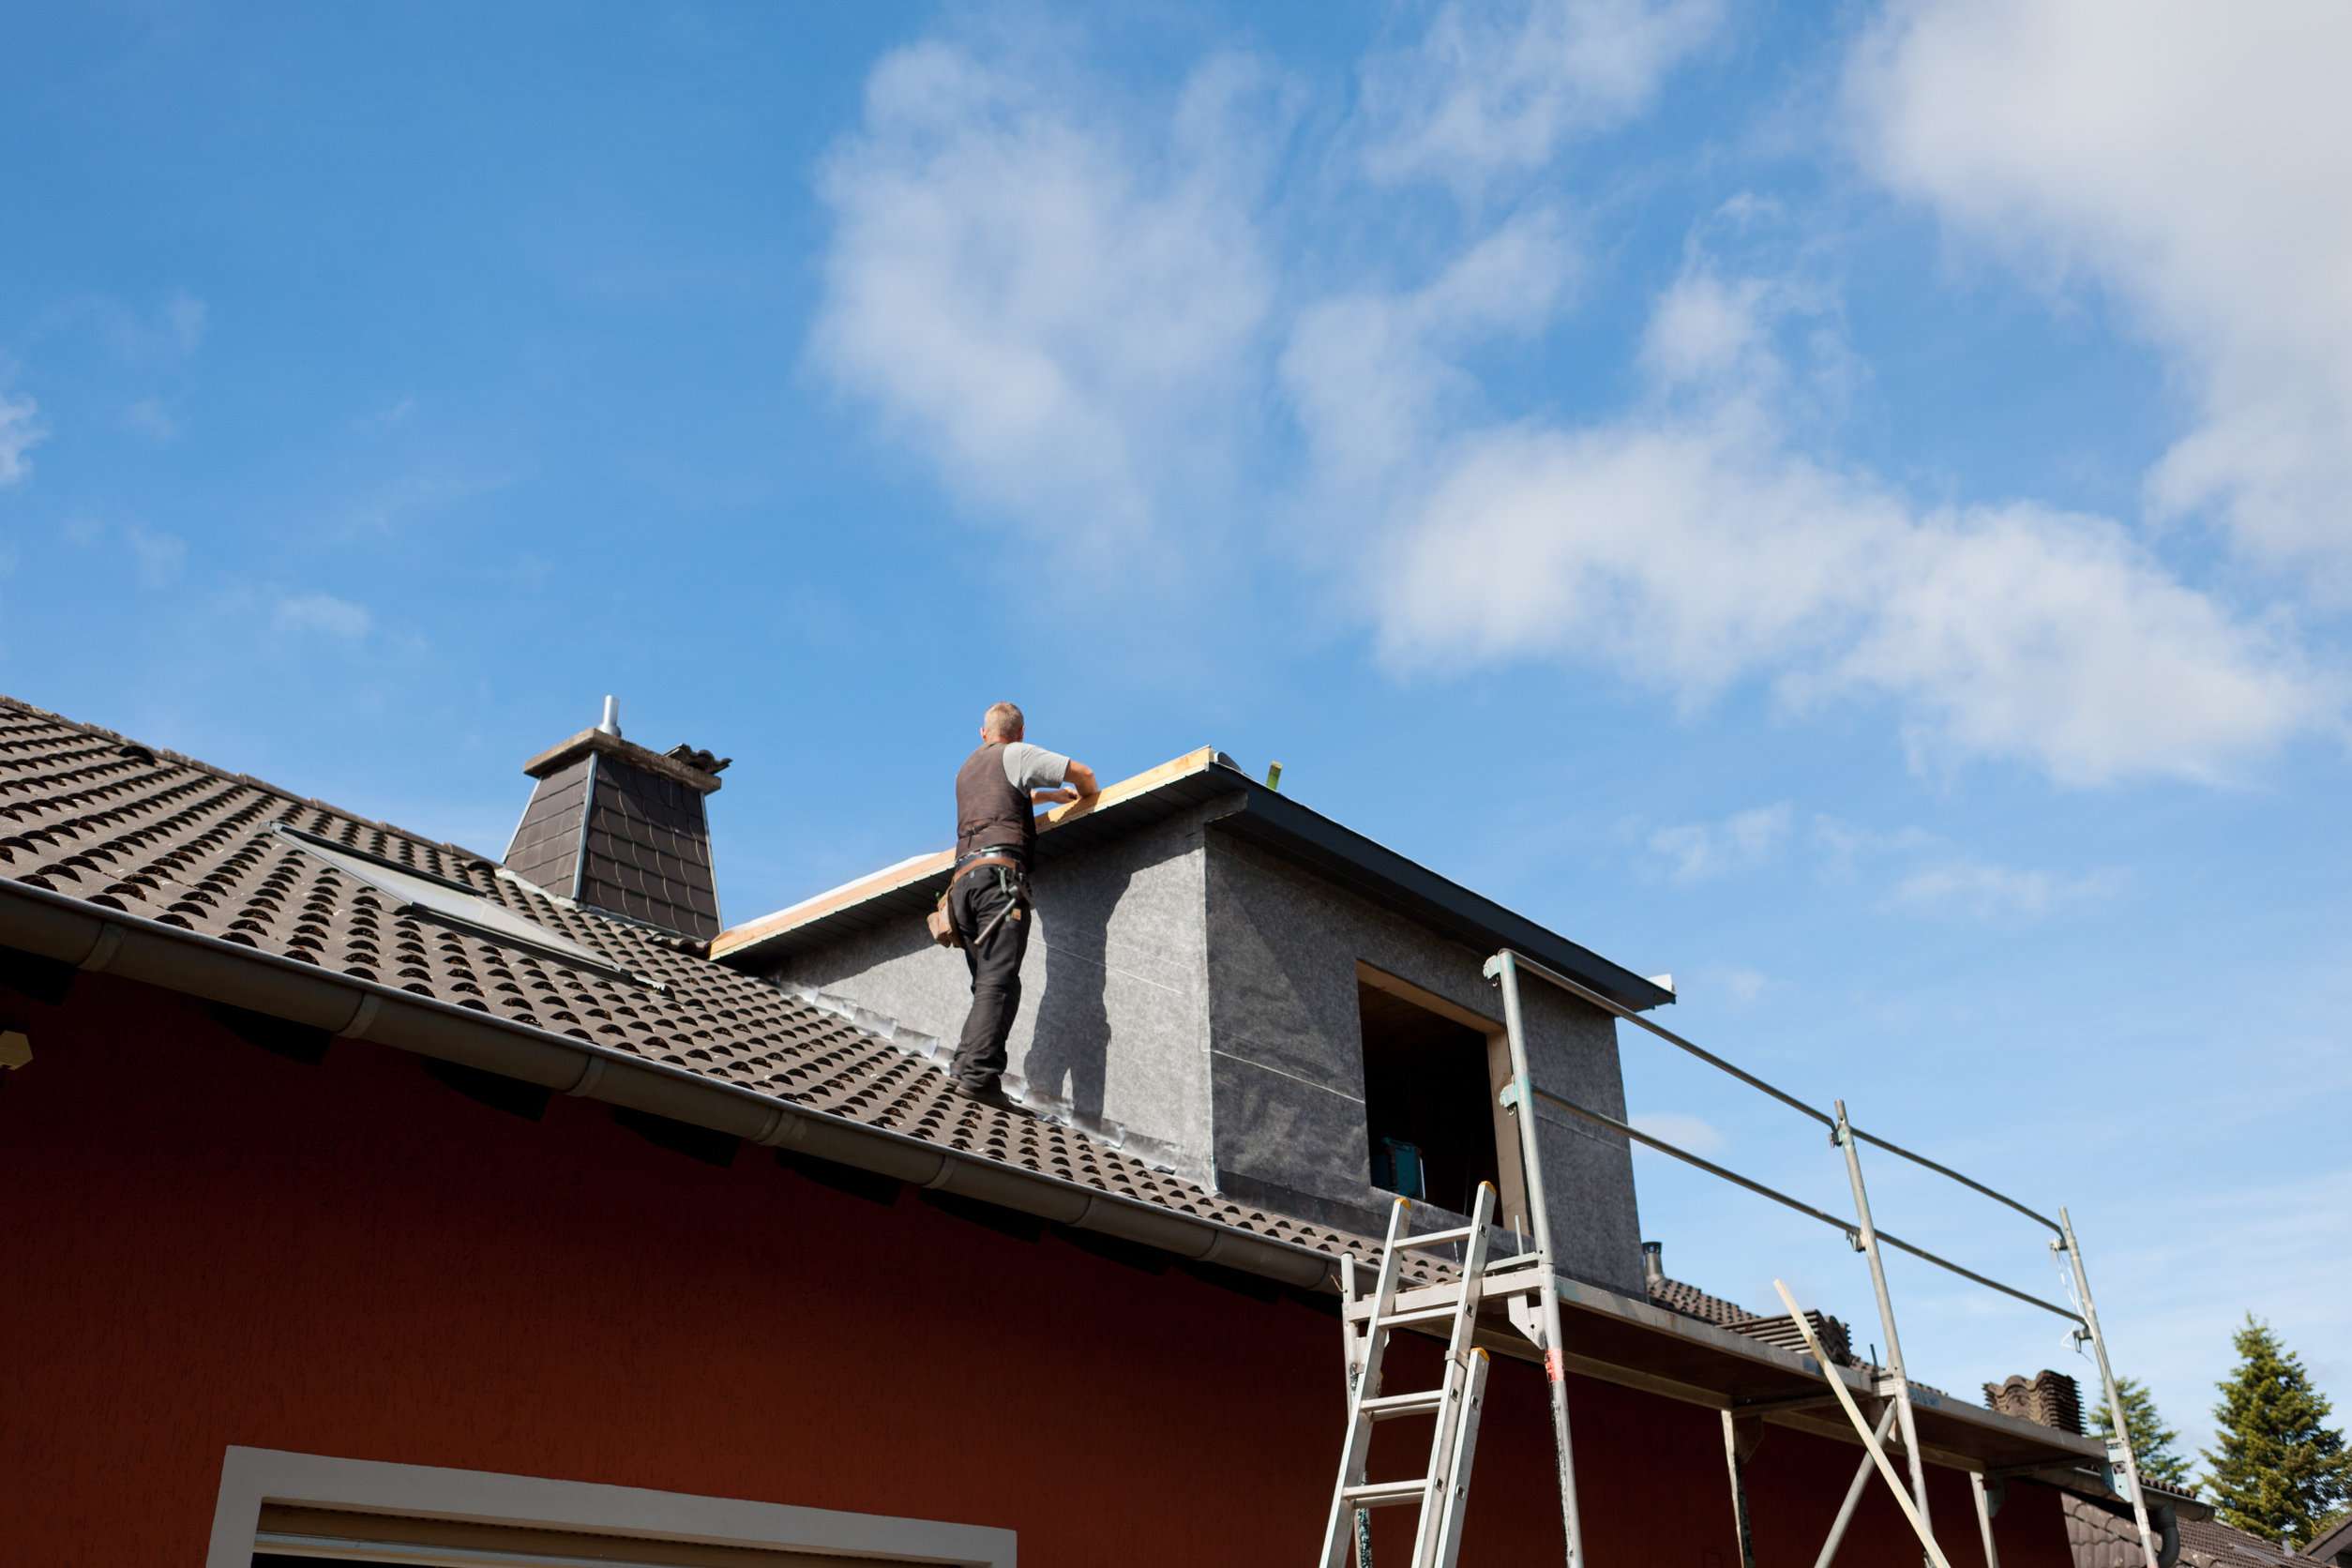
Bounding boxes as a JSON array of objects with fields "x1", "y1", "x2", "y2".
[{"x1": 927, "y1": 850, "x2": 1029, "y2": 949}]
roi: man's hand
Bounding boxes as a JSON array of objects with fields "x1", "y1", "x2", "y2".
[{"x1": 1032, "y1": 788, "x2": 1078, "y2": 806}]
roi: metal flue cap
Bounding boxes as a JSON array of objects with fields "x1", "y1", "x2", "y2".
[
  {"x1": 597, "y1": 696, "x2": 622, "y2": 737},
  {"x1": 1642, "y1": 1240, "x2": 1664, "y2": 1285}
]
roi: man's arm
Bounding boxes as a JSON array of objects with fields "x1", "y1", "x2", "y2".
[{"x1": 1033, "y1": 760, "x2": 1100, "y2": 806}]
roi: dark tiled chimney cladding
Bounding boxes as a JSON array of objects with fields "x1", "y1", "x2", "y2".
[{"x1": 505, "y1": 698, "x2": 731, "y2": 942}]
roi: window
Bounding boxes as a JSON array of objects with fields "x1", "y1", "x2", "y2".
[
  {"x1": 1355, "y1": 964, "x2": 1524, "y2": 1228},
  {"x1": 209, "y1": 1447, "x2": 1014, "y2": 1568}
]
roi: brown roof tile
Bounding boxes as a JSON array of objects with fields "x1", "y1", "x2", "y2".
[
  {"x1": 2063, "y1": 1491, "x2": 2325, "y2": 1568},
  {"x1": 1647, "y1": 1274, "x2": 1854, "y2": 1363},
  {"x1": 0, "y1": 694, "x2": 1425, "y2": 1282}
]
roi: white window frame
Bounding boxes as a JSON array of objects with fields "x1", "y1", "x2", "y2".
[{"x1": 207, "y1": 1446, "x2": 1016, "y2": 1567}]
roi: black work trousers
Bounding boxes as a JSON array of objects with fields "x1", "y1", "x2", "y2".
[{"x1": 949, "y1": 863, "x2": 1029, "y2": 1092}]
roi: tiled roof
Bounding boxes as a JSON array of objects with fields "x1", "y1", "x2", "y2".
[
  {"x1": 1651, "y1": 1274, "x2": 1756, "y2": 1328},
  {"x1": 1648, "y1": 1274, "x2": 1855, "y2": 1364},
  {"x1": 2063, "y1": 1492, "x2": 2325, "y2": 1568},
  {"x1": 0, "y1": 694, "x2": 1394, "y2": 1275}
]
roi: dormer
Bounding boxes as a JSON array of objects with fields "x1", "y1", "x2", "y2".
[{"x1": 713, "y1": 748, "x2": 1670, "y2": 1294}]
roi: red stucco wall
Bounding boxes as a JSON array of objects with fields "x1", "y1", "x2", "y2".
[{"x1": 2, "y1": 970, "x2": 2075, "y2": 1566}]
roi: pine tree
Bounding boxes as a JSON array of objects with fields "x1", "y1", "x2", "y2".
[
  {"x1": 2093, "y1": 1375, "x2": 2193, "y2": 1487},
  {"x1": 2205, "y1": 1316, "x2": 2352, "y2": 1545}
]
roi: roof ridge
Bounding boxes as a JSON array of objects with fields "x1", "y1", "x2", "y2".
[{"x1": 0, "y1": 692, "x2": 497, "y2": 865}]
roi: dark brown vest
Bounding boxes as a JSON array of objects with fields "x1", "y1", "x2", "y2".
[{"x1": 955, "y1": 743, "x2": 1033, "y2": 861}]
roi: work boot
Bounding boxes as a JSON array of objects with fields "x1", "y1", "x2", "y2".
[{"x1": 952, "y1": 1080, "x2": 1021, "y2": 1114}]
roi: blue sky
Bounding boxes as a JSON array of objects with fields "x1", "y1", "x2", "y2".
[{"x1": 5, "y1": 2, "x2": 2347, "y2": 1470}]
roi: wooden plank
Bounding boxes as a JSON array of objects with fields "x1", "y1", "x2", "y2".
[
  {"x1": 1356, "y1": 958, "x2": 1500, "y2": 1032},
  {"x1": 708, "y1": 849, "x2": 953, "y2": 958},
  {"x1": 710, "y1": 745, "x2": 1226, "y2": 961},
  {"x1": 1036, "y1": 744, "x2": 1221, "y2": 829}
]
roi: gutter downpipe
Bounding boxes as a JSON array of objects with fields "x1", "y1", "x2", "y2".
[{"x1": 0, "y1": 878, "x2": 1335, "y2": 1291}]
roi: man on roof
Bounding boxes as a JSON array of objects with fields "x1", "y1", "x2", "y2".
[{"x1": 947, "y1": 701, "x2": 1098, "y2": 1108}]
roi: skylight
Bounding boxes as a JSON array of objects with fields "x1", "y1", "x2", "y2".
[{"x1": 273, "y1": 824, "x2": 653, "y2": 988}]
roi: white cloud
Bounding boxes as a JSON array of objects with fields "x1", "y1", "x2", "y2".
[
  {"x1": 1847, "y1": 0, "x2": 2352, "y2": 592},
  {"x1": 334, "y1": 470, "x2": 514, "y2": 535},
  {"x1": 126, "y1": 398, "x2": 178, "y2": 443},
  {"x1": 810, "y1": 15, "x2": 2341, "y2": 787},
  {"x1": 53, "y1": 290, "x2": 212, "y2": 368},
  {"x1": 1359, "y1": 0, "x2": 1725, "y2": 190},
  {"x1": 273, "y1": 593, "x2": 372, "y2": 639},
  {"x1": 1630, "y1": 1110, "x2": 1726, "y2": 1155},
  {"x1": 1891, "y1": 859, "x2": 2122, "y2": 920},
  {"x1": 1811, "y1": 814, "x2": 1937, "y2": 873},
  {"x1": 1639, "y1": 270, "x2": 1772, "y2": 388},
  {"x1": 165, "y1": 290, "x2": 207, "y2": 356},
  {"x1": 809, "y1": 40, "x2": 1282, "y2": 555},
  {"x1": 356, "y1": 395, "x2": 416, "y2": 433},
  {"x1": 1283, "y1": 203, "x2": 1578, "y2": 508},
  {"x1": 124, "y1": 526, "x2": 187, "y2": 589},
  {"x1": 1647, "y1": 802, "x2": 1792, "y2": 882},
  {"x1": 1350, "y1": 259, "x2": 2333, "y2": 784},
  {"x1": 0, "y1": 392, "x2": 47, "y2": 485},
  {"x1": 1712, "y1": 965, "x2": 1769, "y2": 1004}
]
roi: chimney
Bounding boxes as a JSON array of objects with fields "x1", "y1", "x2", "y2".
[
  {"x1": 1642, "y1": 1240, "x2": 1665, "y2": 1287},
  {"x1": 504, "y1": 696, "x2": 731, "y2": 942}
]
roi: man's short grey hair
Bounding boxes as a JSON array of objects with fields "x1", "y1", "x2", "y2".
[{"x1": 982, "y1": 701, "x2": 1025, "y2": 741}]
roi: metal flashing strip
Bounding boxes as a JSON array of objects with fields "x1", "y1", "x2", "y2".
[
  {"x1": 788, "y1": 983, "x2": 1148, "y2": 1160},
  {"x1": 569, "y1": 750, "x2": 598, "y2": 902},
  {"x1": 275, "y1": 822, "x2": 484, "y2": 896},
  {"x1": 272, "y1": 823, "x2": 654, "y2": 991}
]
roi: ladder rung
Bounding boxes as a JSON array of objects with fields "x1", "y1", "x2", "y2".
[
  {"x1": 1343, "y1": 1478, "x2": 1430, "y2": 1509},
  {"x1": 1398, "y1": 1226, "x2": 1478, "y2": 1250},
  {"x1": 1359, "y1": 1388, "x2": 1447, "y2": 1420},
  {"x1": 1380, "y1": 1304, "x2": 1468, "y2": 1328}
]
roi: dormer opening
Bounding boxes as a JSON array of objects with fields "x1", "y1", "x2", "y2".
[
  {"x1": 724, "y1": 746, "x2": 1659, "y2": 1291},
  {"x1": 1355, "y1": 963, "x2": 1526, "y2": 1229}
]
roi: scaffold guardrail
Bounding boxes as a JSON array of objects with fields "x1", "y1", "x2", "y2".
[{"x1": 1478, "y1": 947, "x2": 2161, "y2": 1568}]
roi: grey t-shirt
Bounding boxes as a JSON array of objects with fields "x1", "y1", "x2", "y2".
[{"x1": 1000, "y1": 741, "x2": 1070, "y2": 793}]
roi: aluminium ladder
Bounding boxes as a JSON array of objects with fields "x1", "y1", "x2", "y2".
[{"x1": 1318, "y1": 1183, "x2": 1502, "y2": 1568}]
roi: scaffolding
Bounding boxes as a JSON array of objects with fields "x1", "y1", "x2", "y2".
[{"x1": 1330, "y1": 947, "x2": 2164, "y2": 1568}]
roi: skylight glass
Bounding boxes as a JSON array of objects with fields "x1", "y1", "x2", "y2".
[{"x1": 274, "y1": 824, "x2": 652, "y2": 988}]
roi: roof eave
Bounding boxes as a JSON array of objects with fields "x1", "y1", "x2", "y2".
[{"x1": 0, "y1": 875, "x2": 1337, "y2": 1293}]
